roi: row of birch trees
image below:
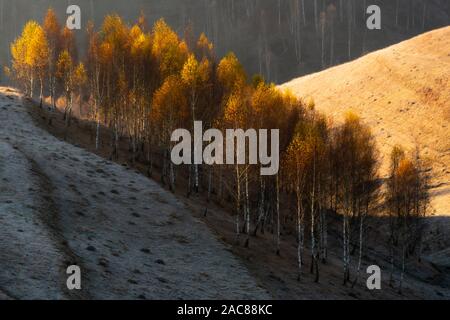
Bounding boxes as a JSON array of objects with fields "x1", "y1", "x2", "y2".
[{"x1": 8, "y1": 9, "x2": 430, "y2": 289}]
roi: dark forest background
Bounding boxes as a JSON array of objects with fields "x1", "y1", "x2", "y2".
[{"x1": 0, "y1": 0, "x2": 449, "y2": 84}]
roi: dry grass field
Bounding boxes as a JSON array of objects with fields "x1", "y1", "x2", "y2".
[{"x1": 281, "y1": 26, "x2": 450, "y2": 216}]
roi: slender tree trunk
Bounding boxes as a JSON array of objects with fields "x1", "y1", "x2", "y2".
[
  {"x1": 353, "y1": 213, "x2": 364, "y2": 287},
  {"x1": 276, "y1": 174, "x2": 280, "y2": 255},
  {"x1": 235, "y1": 164, "x2": 241, "y2": 244},
  {"x1": 191, "y1": 92, "x2": 199, "y2": 193},
  {"x1": 207, "y1": 165, "x2": 212, "y2": 202},
  {"x1": 169, "y1": 149, "x2": 175, "y2": 192},
  {"x1": 244, "y1": 168, "x2": 250, "y2": 247},
  {"x1": 39, "y1": 77, "x2": 44, "y2": 108},
  {"x1": 95, "y1": 119, "x2": 100, "y2": 150},
  {"x1": 219, "y1": 165, "x2": 224, "y2": 205},
  {"x1": 30, "y1": 75, "x2": 34, "y2": 98},
  {"x1": 253, "y1": 175, "x2": 265, "y2": 236}
]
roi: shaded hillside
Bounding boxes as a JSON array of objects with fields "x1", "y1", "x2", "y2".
[
  {"x1": 0, "y1": 87, "x2": 269, "y2": 299},
  {"x1": 0, "y1": 0, "x2": 449, "y2": 83},
  {"x1": 281, "y1": 26, "x2": 450, "y2": 216}
]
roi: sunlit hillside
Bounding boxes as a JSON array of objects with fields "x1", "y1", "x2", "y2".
[{"x1": 282, "y1": 26, "x2": 450, "y2": 216}]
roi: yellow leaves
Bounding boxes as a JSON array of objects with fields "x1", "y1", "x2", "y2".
[
  {"x1": 11, "y1": 36, "x2": 27, "y2": 67},
  {"x1": 397, "y1": 159, "x2": 416, "y2": 180},
  {"x1": 251, "y1": 82, "x2": 287, "y2": 128},
  {"x1": 11, "y1": 20, "x2": 49, "y2": 84},
  {"x1": 217, "y1": 52, "x2": 246, "y2": 94},
  {"x1": 130, "y1": 24, "x2": 143, "y2": 40},
  {"x1": 101, "y1": 14, "x2": 128, "y2": 45},
  {"x1": 181, "y1": 54, "x2": 200, "y2": 85},
  {"x1": 3, "y1": 66, "x2": 11, "y2": 78},
  {"x1": 29, "y1": 27, "x2": 49, "y2": 69},
  {"x1": 61, "y1": 26, "x2": 76, "y2": 57},
  {"x1": 223, "y1": 90, "x2": 246, "y2": 127},
  {"x1": 74, "y1": 63, "x2": 87, "y2": 85},
  {"x1": 152, "y1": 18, "x2": 187, "y2": 78},
  {"x1": 390, "y1": 145, "x2": 406, "y2": 171},
  {"x1": 152, "y1": 75, "x2": 188, "y2": 130},
  {"x1": 152, "y1": 18, "x2": 178, "y2": 56},
  {"x1": 99, "y1": 42, "x2": 113, "y2": 63},
  {"x1": 344, "y1": 110, "x2": 361, "y2": 126},
  {"x1": 181, "y1": 54, "x2": 211, "y2": 88},
  {"x1": 390, "y1": 145, "x2": 419, "y2": 190},
  {"x1": 57, "y1": 50, "x2": 73, "y2": 80},
  {"x1": 129, "y1": 24, "x2": 152, "y2": 60},
  {"x1": 197, "y1": 33, "x2": 214, "y2": 60},
  {"x1": 199, "y1": 58, "x2": 211, "y2": 83},
  {"x1": 305, "y1": 96, "x2": 315, "y2": 111},
  {"x1": 197, "y1": 33, "x2": 213, "y2": 52}
]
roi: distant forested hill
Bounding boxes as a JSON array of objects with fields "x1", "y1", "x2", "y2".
[{"x1": 0, "y1": 0, "x2": 449, "y2": 83}]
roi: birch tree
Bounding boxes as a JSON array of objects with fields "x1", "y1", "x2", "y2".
[{"x1": 43, "y1": 8, "x2": 62, "y2": 110}]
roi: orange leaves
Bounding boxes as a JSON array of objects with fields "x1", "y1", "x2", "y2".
[
  {"x1": 197, "y1": 33, "x2": 214, "y2": 61},
  {"x1": 181, "y1": 54, "x2": 201, "y2": 86},
  {"x1": 74, "y1": 63, "x2": 87, "y2": 86},
  {"x1": 181, "y1": 54, "x2": 211, "y2": 88},
  {"x1": 387, "y1": 145, "x2": 428, "y2": 223},
  {"x1": 101, "y1": 15, "x2": 129, "y2": 48},
  {"x1": 223, "y1": 90, "x2": 249, "y2": 128},
  {"x1": 152, "y1": 76, "x2": 189, "y2": 145},
  {"x1": 61, "y1": 27, "x2": 77, "y2": 60},
  {"x1": 130, "y1": 25, "x2": 151, "y2": 61},
  {"x1": 390, "y1": 147, "x2": 419, "y2": 195},
  {"x1": 152, "y1": 18, "x2": 179, "y2": 57},
  {"x1": 43, "y1": 8, "x2": 62, "y2": 57},
  {"x1": 153, "y1": 76, "x2": 188, "y2": 122},
  {"x1": 396, "y1": 159, "x2": 417, "y2": 184},
  {"x1": 43, "y1": 8, "x2": 60, "y2": 37},
  {"x1": 56, "y1": 50, "x2": 73, "y2": 83},
  {"x1": 152, "y1": 18, "x2": 187, "y2": 79},
  {"x1": 217, "y1": 53, "x2": 246, "y2": 95}
]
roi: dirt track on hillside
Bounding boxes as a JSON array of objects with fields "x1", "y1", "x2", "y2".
[{"x1": 0, "y1": 87, "x2": 269, "y2": 299}]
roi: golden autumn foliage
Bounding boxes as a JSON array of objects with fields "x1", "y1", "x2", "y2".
[
  {"x1": 217, "y1": 52, "x2": 246, "y2": 95},
  {"x1": 11, "y1": 21, "x2": 49, "y2": 98},
  {"x1": 152, "y1": 75, "x2": 188, "y2": 138},
  {"x1": 152, "y1": 18, "x2": 188, "y2": 79},
  {"x1": 181, "y1": 54, "x2": 209, "y2": 87},
  {"x1": 196, "y1": 32, "x2": 214, "y2": 61},
  {"x1": 8, "y1": 12, "x2": 431, "y2": 287}
]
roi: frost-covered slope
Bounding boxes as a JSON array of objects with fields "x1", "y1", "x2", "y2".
[{"x1": 0, "y1": 87, "x2": 269, "y2": 300}]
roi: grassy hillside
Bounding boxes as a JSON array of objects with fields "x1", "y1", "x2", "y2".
[{"x1": 281, "y1": 26, "x2": 450, "y2": 216}]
